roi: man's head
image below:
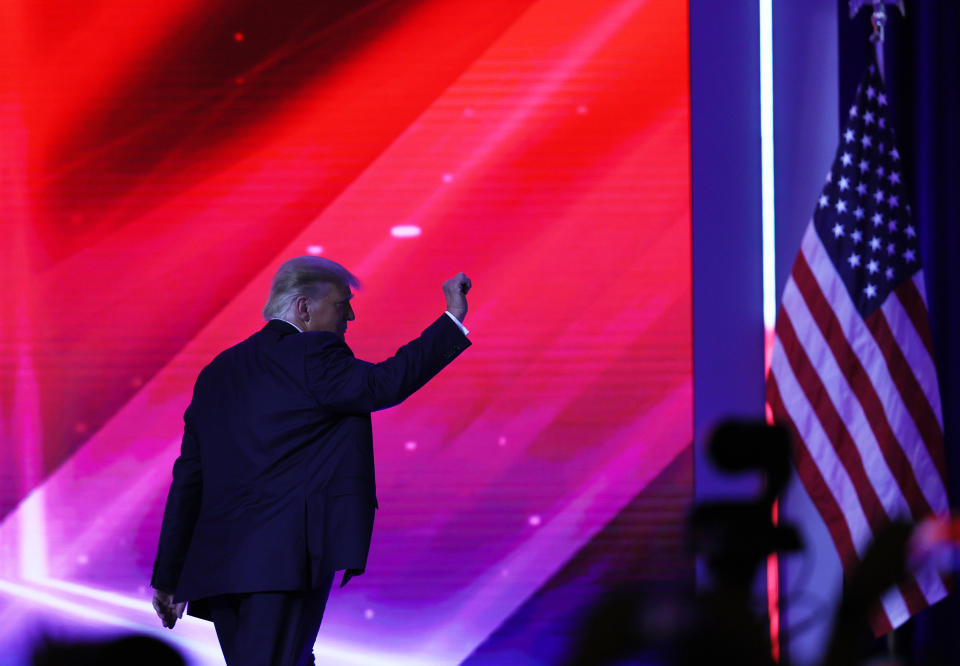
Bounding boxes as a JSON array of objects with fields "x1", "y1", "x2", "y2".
[{"x1": 262, "y1": 256, "x2": 360, "y2": 336}]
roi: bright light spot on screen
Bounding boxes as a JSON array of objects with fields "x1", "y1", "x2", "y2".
[
  {"x1": 234, "y1": 32, "x2": 244, "y2": 42},
  {"x1": 404, "y1": 440, "x2": 417, "y2": 451},
  {"x1": 390, "y1": 225, "x2": 421, "y2": 238},
  {"x1": 576, "y1": 105, "x2": 589, "y2": 115},
  {"x1": 364, "y1": 608, "x2": 375, "y2": 620},
  {"x1": 527, "y1": 515, "x2": 541, "y2": 527},
  {"x1": 463, "y1": 108, "x2": 474, "y2": 118},
  {"x1": 497, "y1": 436, "x2": 507, "y2": 447},
  {"x1": 77, "y1": 554, "x2": 89, "y2": 565},
  {"x1": 306, "y1": 245, "x2": 324, "y2": 255},
  {"x1": 442, "y1": 173, "x2": 454, "y2": 183}
]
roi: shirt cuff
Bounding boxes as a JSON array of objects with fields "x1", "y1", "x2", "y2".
[{"x1": 444, "y1": 311, "x2": 470, "y2": 336}]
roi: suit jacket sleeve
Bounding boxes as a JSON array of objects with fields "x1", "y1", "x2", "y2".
[
  {"x1": 151, "y1": 401, "x2": 203, "y2": 592},
  {"x1": 305, "y1": 313, "x2": 471, "y2": 414}
]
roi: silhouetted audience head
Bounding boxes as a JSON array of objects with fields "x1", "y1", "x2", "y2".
[{"x1": 32, "y1": 633, "x2": 185, "y2": 666}]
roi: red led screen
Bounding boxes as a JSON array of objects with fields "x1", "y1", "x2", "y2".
[{"x1": 0, "y1": 0, "x2": 691, "y2": 663}]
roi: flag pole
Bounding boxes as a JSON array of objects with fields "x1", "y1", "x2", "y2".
[
  {"x1": 848, "y1": 0, "x2": 905, "y2": 82},
  {"x1": 869, "y1": 1, "x2": 887, "y2": 80}
]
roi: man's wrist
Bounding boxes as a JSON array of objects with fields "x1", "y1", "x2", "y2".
[{"x1": 444, "y1": 311, "x2": 470, "y2": 336}]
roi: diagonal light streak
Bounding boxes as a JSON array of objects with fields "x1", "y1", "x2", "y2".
[
  {"x1": 0, "y1": 578, "x2": 222, "y2": 661},
  {"x1": 382, "y1": 0, "x2": 652, "y2": 234},
  {"x1": 417, "y1": 381, "x2": 692, "y2": 662},
  {"x1": 0, "y1": 577, "x2": 450, "y2": 666}
]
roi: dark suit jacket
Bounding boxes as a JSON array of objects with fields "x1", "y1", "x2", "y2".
[{"x1": 152, "y1": 314, "x2": 470, "y2": 613}]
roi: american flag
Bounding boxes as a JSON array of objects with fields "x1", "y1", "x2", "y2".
[{"x1": 766, "y1": 62, "x2": 949, "y2": 635}]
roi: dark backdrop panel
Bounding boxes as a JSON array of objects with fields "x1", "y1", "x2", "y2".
[{"x1": 838, "y1": 4, "x2": 960, "y2": 664}]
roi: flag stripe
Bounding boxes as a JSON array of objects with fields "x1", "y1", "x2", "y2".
[
  {"x1": 896, "y1": 276, "x2": 935, "y2": 359},
  {"x1": 792, "y1": 241, "x2": 937, "y2": 519},
  {"x1": 770, "y1": 339, "x2": 874, "y2": 559},
  {"x1": 792, "y1": 242, "x2": 950, "y2": 608},
  {"x1": 882, "y1": 287, "x2": 943, "y2": 430},
  {"x1": 767, "y1": 368, "x2": 902, "y2": 631},
  {"x1": 869, "y1": 601, "x2": 894, "y2": 637},
  {"x1": 913, "y1": 272, "x2": 930, "y2": 308},
  {"x1": 774, "y1": 304, "x2": 929, "y2": 616},
  {"x1": 864, "y1": 310, "x2": 948, "y2": 488},
  {"x1": 779, "y1": 279, "x2": 915, "y2": 519},
  {"x1": 775, "y1": 304, "x2": 892, "y2": 525},
  {"x1": 766, "y1": 375, "x2": 860, "y2": 571},
  {"x1": 879, "y1": 585, "x2": 911, "y2": 632},
  {"x1": 913, "y1": 554, "x2": 950, "y2": 606},
  {"x1": 800, "y1": 227, "x2": 947, "y2": 509}
]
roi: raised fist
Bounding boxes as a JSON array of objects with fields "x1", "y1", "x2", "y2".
[{"x1": 442, "y1": 272, "x2": 471, "y2": 323}]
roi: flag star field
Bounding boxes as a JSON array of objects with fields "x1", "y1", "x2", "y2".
[{"x1": 814, "y1": 65, "x2": 918, "y2": 319}]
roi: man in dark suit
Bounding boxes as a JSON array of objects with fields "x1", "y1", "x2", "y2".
[{"x1": 150, "y1": 257, "x2": 472, "y2": 665}]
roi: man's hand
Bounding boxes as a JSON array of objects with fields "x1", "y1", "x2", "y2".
[
  {"x1": 152, "y1": 587, "x2": 186, "y2": 629},
  {"x1": 442, "y1": 273, "x2": 471, "y2": 323}
]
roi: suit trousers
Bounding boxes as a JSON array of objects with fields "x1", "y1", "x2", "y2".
[{"x1": 207, "y1": 574, "x2": 335, "y2": 666}]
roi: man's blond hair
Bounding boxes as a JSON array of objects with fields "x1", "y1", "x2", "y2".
[{"x1": 262, "y1": 256, "x2": 360, "y2": 320}]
